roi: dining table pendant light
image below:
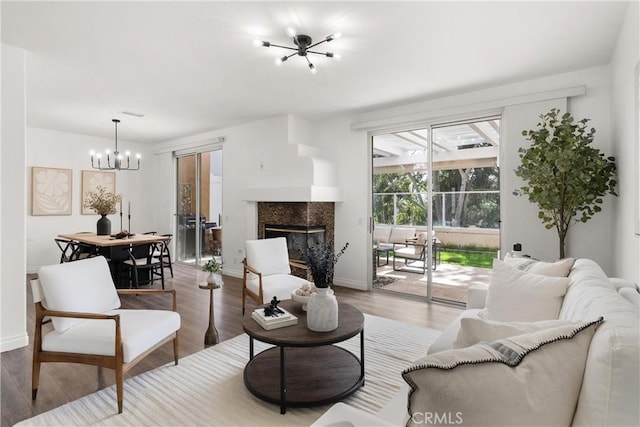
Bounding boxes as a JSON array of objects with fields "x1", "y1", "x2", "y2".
[{"x1": 90, "y1": 119, "x2": 141, "y2": 171}]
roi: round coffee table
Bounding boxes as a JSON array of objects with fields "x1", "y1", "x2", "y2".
[{"x1": 243, "y1": 300, "x2": 365, "y2": 414}]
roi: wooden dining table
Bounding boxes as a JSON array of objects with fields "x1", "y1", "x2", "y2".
[
  {"x1": 58, "y1": 232, "x2": 170, "y2": 287},
  {"x1": 58, "y1": 232, "x2": 170, "y2": 248}
]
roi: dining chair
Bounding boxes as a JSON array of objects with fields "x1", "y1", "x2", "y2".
[
  {"x1": 32, "y1": 256, "x2": 180, "y2": 414},
  {"x1": 158, "y1": 234, "x2": 174, "y2": 277},
  {"x1": 242, "y1": 237, "x2": 310, "y2": 314},
  {"x1": 122, "y1": 242, "x2": 165, "y2": 289},
  {"x1": 145, "y1": 232, "x2": 174, "y2": 278},
  {"x1": 54, "y1": 238, "x2": 98, "y2": 263}
]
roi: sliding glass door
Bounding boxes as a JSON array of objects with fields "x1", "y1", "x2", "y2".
[
  {"x1": 371, "y1": 117, "x2": 500, "y2": 305},
  {"x1": 176, "y1": 149, "x2": 223, "y2": 266}
]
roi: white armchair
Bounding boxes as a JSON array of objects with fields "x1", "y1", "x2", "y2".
[
  {"x1": 31, "y1": 256, "x2": 181, "y2": 414},
  {"x1": 242, "y1": 237, "x2": 310, "y2": 314}
]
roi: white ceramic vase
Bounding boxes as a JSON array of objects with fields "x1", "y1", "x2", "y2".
[
  {"x1": 207, "y1": 272, "x2": 222, "y2": 287},
  {"x1": 306, "y1": 287, "x2": 338, "y2": 332}
]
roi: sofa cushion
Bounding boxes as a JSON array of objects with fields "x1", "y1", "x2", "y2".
[
  {"x1": 453, "y1": 317, "x2": 580, "y2": 349},
  {"x1": 483, "y1": 260, "x2": 569, "y2": 322},
  {"x1": 402, "y1": 318, "x2": 602, "y2": 427},
  {"x1": 561, "y1": 259, "x2": 640, "y2": 426},
  {"x1": 503, "y1": 253, "x2": 575, "y2": 276},
  {"x1": 37, "y1": 256, "x2": 121, "y2": 332},
  {"x1": 388, "y1": 227, "x2": 416, "y2": 244},
  {"x1": 373, "y1": 226, "x2": 393, "y2": 244},
  {"x1": 427, "y1": 309, "x2": 483, "y2": 355}
]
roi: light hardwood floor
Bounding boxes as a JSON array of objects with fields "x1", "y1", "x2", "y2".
[{"x1": 1, "y1": 263, "x2": 462, "y2": 427}]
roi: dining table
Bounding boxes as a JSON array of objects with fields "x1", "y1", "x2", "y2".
[{"x1": 58, "y1": 232, "x2": 170, "y2": 287}]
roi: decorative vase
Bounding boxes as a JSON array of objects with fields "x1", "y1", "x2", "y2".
[
  {"x1": 96, "y1": 215, "x2": 111, "y2": 235},
  {"x1": 306, "y1": 287, "x2": 338, "y2": 332},
  {"x1": 207, "y1": 272, "x2": 222, "y2": 287}
]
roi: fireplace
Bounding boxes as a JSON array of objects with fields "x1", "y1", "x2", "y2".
[
  {"x1": 264, "y1": 224, "x2": 326, "y2": 263},
  {"x1": 257, "y1": 202, "x2": 335, "y2": 277}
]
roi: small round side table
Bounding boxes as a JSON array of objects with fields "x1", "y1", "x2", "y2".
[{"x1": 198, "y1": 281, "x2": 221, "y2": 347}]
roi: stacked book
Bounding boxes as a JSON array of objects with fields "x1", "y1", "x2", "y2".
[{"x1": 252, "y1": 307, "x2": 298, "y2": 330}]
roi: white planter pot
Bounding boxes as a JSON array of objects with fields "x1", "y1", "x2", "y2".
[
  {"x1": 207, "y1": 272, "x2": 222, "y2": 287},
  {"x1": 306, "y1": 287, "x2": 338, "y2": 332}
]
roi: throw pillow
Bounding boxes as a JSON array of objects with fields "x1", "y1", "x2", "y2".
[
  {"x1": 402, "y1": 318, "x2": 603, "y2": 427},
  {"x1": 414, "y1": 232, "x2": 428, "y2": 255},
  {"x1": 483, "y1": 260, "x2": 569, "y2": 322},
  {"x1": 503, "y1": 253, "x2": 575, "y2": 277},
  {"x1": 453, "y1": 317, "x2": 581, "y2": 349}
]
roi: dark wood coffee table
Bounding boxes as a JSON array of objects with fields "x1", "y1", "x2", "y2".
[{"x1": 243, "y1": 300, "x2": 365, "y2": 414}]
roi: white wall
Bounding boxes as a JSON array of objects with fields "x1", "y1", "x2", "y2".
[
  {"x1": 1, "y1": 44, "x2": 29, "y2": 352},
  {"x1": 156, "y1": 115, "x2": 291, "y2": 277},
  {"x1": 611, "y1": 1, "x2": 640, "y2": 284},
  {"x1": 26, "y1": 127, "x2": 157, "y2": 270}
]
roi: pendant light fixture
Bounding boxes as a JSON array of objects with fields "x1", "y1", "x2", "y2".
[
  {"x1": 90, "y1": 119, "x2": 140, "y2": 171},
  {"x1": 254, "y1": 28, "x2": 341, "y2": 74}
]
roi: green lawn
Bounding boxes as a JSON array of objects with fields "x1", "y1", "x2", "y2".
[{"x1": 439, "y1": 246, "x2": 498, "y2": 268}]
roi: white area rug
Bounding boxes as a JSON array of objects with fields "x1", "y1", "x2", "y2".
[{"x1": 18, "y1": 315, "x2": 440, "y2": 426}]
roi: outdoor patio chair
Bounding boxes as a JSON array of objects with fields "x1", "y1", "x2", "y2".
[{"x1": 392, "y1": 231, "x2": 440, "y2": 273}]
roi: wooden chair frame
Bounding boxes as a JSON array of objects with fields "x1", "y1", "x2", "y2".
[
  {"x1": 242, "y1": 258, "x2": 306, "y2": 314},
  {"x1": 32, "y1": 288, "x2": 179, "y2": 414}
]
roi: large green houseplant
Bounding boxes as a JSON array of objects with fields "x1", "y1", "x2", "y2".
[{"x1": 515, "y1": 108, "x2": 617, "y2": 258}]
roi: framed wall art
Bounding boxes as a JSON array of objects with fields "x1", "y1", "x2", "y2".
[
  {"x1": 81, "y1": 170, "x2": 116, "y2": 215},
  {"x1": 31, "y1": 167, "x2": 72, "y2": 216}
]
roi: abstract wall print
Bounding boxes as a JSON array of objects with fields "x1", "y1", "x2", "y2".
[
  {"x1": 31, "y1": 167, "x2": 72, "y2": 216},
  {"x1": 81, "y1": 170, "x2": 116, "y2": 215}
]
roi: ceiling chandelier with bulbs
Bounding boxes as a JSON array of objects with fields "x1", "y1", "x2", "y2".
[
  {"x1": 90, "y1": 119, "x2": 140, "y2": 171},
  {"x1": 255, "y1": 28, "x2": 341, "y2": 74}
]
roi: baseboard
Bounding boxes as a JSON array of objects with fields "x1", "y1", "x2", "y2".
[
  {"x1": 333, "y1": 276, "x2": 368, "y2": 291},
  {"x1": 1, "y1": 332, "x2": 29, "y2": 353},
  {"x1": 222, "y1": 267, "x2": 243, "y2": 279}
]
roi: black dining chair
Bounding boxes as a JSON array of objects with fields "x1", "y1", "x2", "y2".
[
  {"x1": 145, "y1": 232, "x2": 173, "y2": 278},
  {"x1": 121, "y1": 242, "x2": 165, "y2": 289},
  {"x1": 54, "y1": 238, "x2": 98, "y2": 263}
]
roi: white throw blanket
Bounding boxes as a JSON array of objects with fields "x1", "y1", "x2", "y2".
[{"x1": 18, "y1": 314, "x2": 440, "y2": 426}]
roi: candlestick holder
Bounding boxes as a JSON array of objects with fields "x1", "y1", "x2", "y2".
[
  {"x1": 120, "y1": 212, "x2": 123, "y2": 232},
  {"x1": 128, "y1": 215, "x2": 131, "y2": 236}
]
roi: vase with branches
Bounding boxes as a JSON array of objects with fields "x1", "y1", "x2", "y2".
[
  {"x1": 292, "y1": 238, "x2": 349, "y2": 288},
  {"x1": 292, "y1": 238, "x2": 349, "y2": 332},
  {"x1": 83, "y1": 186, "x2": 123, "y2": 235}
]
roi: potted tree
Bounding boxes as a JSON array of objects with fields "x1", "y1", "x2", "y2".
[{"x1": 515, "y1": 108, "x2": 617, "y2": 258}]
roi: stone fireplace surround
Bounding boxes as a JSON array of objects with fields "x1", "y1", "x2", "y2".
[
  {"x1": 257, "y1": 202, "x2": 335, "y2": 277},
  {"x1": 257, "y1": 202, "x2": 334, "y2": 243}
]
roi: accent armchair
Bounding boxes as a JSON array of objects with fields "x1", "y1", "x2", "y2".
[
  {"x1": 32, "y1": 256, "x2": 180, "y2": 414},
  {"x1": 242, "y1": 237, "x2": 310, "y2": 314}
]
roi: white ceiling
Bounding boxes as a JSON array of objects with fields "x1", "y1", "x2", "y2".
[{"x1": 1, "y1": 1, "x2": 629, "y2": 144}]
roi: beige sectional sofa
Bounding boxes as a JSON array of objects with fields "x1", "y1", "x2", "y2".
[{"x1": 314, "y1": 258, "x2": 640, "y2": 426}]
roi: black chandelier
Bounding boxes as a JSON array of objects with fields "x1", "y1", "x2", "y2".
[
  {"x1": 255, "y1": 28, "x2": 341, "y2": 73},
  {"x1": 90, "y1": 119, "x2": 140, "y2": 171}
]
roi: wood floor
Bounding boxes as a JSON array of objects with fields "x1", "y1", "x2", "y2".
[{"x1": 1, "y1": 263, "x2": 462, "y2": 427}]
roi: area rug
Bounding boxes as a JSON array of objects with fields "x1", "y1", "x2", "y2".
[{"x1": 18, "y1": 315, "x2": 441, "y2": 426}]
